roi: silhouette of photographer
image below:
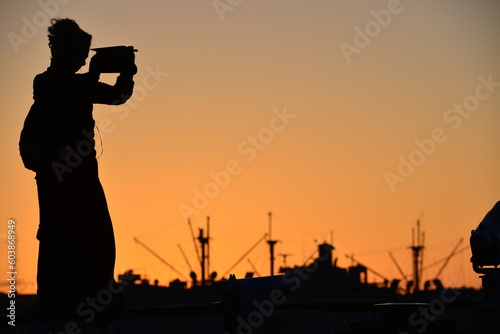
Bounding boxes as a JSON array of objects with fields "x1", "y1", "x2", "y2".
[{"x1": 19, "y1": 18, "x2": 136, "y2": 331}]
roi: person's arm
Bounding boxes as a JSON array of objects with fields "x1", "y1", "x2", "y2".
[
  {"x1": 92, "y1": 73, "x2": 135, "y2": 105},
  {"x1": 89, "y1": 55, "x2": 137, "y2": 105}
]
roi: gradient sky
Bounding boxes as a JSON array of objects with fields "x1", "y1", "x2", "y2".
[{"x1": 1, "y1": 0, "x2": 500, "y2": 294}]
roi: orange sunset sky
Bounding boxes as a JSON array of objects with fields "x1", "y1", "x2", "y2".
[{"x1": 1, "y1": 0, "x2": 500, "y2": 295}]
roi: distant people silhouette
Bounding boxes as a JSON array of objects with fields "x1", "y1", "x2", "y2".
[{"x1": 19, "y1": 18, "x2": 136, "y2": 331}]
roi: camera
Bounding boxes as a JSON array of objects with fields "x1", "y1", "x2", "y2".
[{"x1": 90, "y1": 45, "x2": 137, "y2": 73}]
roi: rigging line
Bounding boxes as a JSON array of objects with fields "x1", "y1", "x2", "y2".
[
  {"x1": 422, "y1": 245, "x2": 469, "y2": 272},
  {"x1": 209, "y1": 245, "x2": 228, "y2": 273},
  {"x1": 178, "y1": 244, "x2": 193, "y2": 273},
  {"x1": 135, "y1": 221, "x2": 184, "y2": 239},
  {"x1": 355, "y1": 244, "x2": 408, "y2": 256}
]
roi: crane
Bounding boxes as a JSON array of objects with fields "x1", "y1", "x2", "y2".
[
  {"x1": 222, "y1": 234, "x2": 268, "y2": 278},
  {"x1": 389, "y1": 237, "x2": 467, "y2": 292},
  {"x1": 388, "y1": 251, "x2": 409, "y2": 284},
  {"x1": 345, "y1": 254, "x2": 390, "y2": 283},
  {"x1": 433, "y1": 238, "x2": 463, "y2": 279},
  {"x1": 134, "y1": 237, "x2": 187, "y2": 280},
  {"x1": 247, "y1": 259, "x2": 261, "y2": 277},
  {"x1": 187, "y1": 218, "x2": 201, "y2": 266}
]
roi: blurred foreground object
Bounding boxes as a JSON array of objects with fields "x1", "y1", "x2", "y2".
[
  {"x1": 468, "y1": 201, "x2": 500, "y2": 334},
  {"x1": 470, "y1": 201, "x2": 500, "y2": 274}
]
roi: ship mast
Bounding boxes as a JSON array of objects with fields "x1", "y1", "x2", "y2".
[
  {"x1": 197, "y1": 216, "x2": 210, "y2": 285},
  {"x1": 410, "y1": 219, "x2": 425, "y2": 292},
  {"x1": 267, "y1": 212, "x2": 278, "y2": 276}
]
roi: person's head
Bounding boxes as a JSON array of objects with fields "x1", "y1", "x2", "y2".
[{"x1": 48, "y1": 18, "x2": 92, "y2": 72}]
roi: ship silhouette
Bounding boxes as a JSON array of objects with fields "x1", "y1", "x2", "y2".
[{"x1": 1, "y1": 216, "x2": 486, "y2": 333}]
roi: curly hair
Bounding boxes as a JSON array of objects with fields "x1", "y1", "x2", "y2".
[{"x1": 48, "y1": 18, "x2": 92, "y2": 60}]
